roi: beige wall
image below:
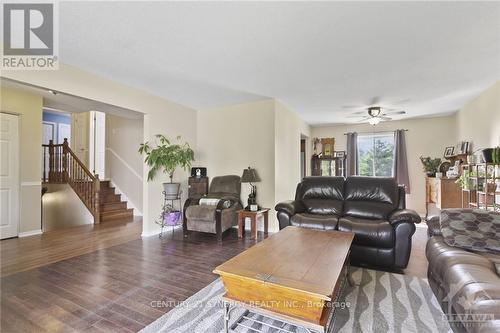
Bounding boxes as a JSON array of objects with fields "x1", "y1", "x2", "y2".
[
  {"x1": 274, "y1": 100, "x2": 311, "y2": 208},
  {"x1": 3, "y1": 64, "x2": 197, "y2": 236},
  {"x1": 42, "y1": 184, "x2": 93, "y2": 230},
  {"x1": 312, "y1": 115, "x2": 457, "y2": 215},
  {"x1": 456, "y1": 82, "x2": 500, "y2": 149},
  {"x1": 1, "y1": 87, "x2": 43, "y2": 234},
  {"x1": 197, "y1": 99, "x2": 276, "y2": 228},
  {"x1": 197, "y1": 99, "x2": 311, "y2": 232},
  {"x1": 105, "y1": 114, "x2": 144, "y2": 213}
]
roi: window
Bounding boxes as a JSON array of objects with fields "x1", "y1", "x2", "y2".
[{"x1": 357, "y1": 133, "x2": 395, "y2": 176}]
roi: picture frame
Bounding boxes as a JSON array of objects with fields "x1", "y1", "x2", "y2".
[
  {"x1": 334, "y1": 151, "x2": 345, "y2": 158},
  {"x1": 321, "y1": 138, "x2": 335, "y2": 156},
  {"x1": 444, "y1": 146, "x2": 454, "y2": 158}
]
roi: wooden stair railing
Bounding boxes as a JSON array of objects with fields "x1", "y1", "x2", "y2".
[{"x1": 42, "y1": 139, "x2": 101, "y2": 223}]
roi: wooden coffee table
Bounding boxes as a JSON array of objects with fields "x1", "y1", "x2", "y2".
[{"x1": 213, "y1": 226, "x2": 354, "y2": 333}]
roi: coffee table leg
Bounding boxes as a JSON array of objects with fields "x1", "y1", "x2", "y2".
[
  {"x1": 264, "y1": 211, "x2": 268, "y2": 236},
  {"x1": 223, "y1": 301, "x2": 230, "y2": 333}
]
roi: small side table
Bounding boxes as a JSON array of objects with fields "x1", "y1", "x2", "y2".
[{"x1": 237, "y1": 208, "x2": 269, "y2": 240}]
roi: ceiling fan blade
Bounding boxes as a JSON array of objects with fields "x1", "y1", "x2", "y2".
[
  {"x1": 380, "y1": 116, "x2": 392, "y2": 121},
  {"x1": 348, "y1": 110, "x2": 367, "y2": 115},
  {"x1": 384, "y1": 111, "x2": 406, "y2": 115},
  {"x1": 341, "y1": 105, "x2": 364, "y2": 109}
]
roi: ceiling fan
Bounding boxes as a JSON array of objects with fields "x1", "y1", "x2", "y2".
[{"x1": 347, "y1": 106, "x2": 406, "y2": 125}]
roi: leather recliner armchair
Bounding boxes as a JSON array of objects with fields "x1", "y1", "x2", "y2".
[
  {"x1": 183, "y1": 175, "x2": 243, "y2": 241},
  {"x1": 275, "y1": 176, "x2": 421, "y2": 269}
]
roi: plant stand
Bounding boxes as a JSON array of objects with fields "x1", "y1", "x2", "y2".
[{"x1": 155, "y1": 190, "x2": 183, "y2": 238}]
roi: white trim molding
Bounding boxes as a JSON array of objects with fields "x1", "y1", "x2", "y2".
[
  {"x1": 106, "y1": 148, "x2": 143, "y2": 181},
  {"x1": 21, "y1": 181, "x2": 42, "y2": 186},
  {"x1": 18, "y1": 229, "x2": 43, "y2": 237}
]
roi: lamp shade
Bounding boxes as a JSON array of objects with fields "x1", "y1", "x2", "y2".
[{"x1": 241, "y1": 167, "x2": 261, "y2": 183}]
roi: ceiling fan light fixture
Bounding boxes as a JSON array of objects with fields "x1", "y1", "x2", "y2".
[
  {"x1": 367, "y1": 106, "x2": 382, "y2": 117},
  {"x1": 368, "y1": 117, "x2": 381, "y2": 125}
]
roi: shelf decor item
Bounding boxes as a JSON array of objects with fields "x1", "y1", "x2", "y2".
[
  {"x1": 420, "y1": 156, "x2": 442, "y2": 177},
  {"x1": 139, "y1": 134, "x2": 194, "y2": 199},
  {"x1": 481, "y1": 148, "x2": 494, "y2": 163}
]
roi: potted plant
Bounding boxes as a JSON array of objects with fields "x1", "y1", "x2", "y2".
[
  {"x1": 455, "y1": 170, "x2": 471, "y2": 190},
  {"x1": 139, "y1": 135, "x2": 194, "y2": 199},
  {"x1": 419, "y1": 156, "x2": 442, "y2": 177}
]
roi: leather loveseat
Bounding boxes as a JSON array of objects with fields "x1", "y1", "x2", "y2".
[
  {"x1": 426, "y1": 215, "x2": 500, "y2": 333},
  {"x1": 275, "y1": 176, "x2": 421, "y2": 269}
]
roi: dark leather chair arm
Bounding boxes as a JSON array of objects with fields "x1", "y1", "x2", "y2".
[
  {"x1": 388, "y1": 209, "x2": 421, "y2": 225},
  {"x1": 275, "y1": 200, "x2": 304, "y2": 216}
]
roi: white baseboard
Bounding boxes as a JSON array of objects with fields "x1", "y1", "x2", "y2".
[
  {"x1": 141, "y1": 225, "x2": 181, "y2": 238},
  {"x1": 18, "y1": 229, "x2": 43, "y2": 237},
  {"x1": 109, "y1": 179, "x2": 143, "y2": 216}
]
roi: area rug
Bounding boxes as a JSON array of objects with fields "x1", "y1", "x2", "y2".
[{"x1": 140, "y1": 268, "x2": 452, "y2": 333}]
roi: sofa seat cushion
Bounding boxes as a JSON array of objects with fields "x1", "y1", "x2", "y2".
[
  {"x1": 290, "y1": 213, "x2": 339, "y2": 230},
  {"x1": 338, "y1": 217, "x2": 394, "y2": 248}
]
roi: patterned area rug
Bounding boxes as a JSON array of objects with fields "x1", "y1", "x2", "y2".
[{"x1": 140, "y1": 268, "x2": 452, "y2": 333}]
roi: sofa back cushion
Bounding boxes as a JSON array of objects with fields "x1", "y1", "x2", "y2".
[
  {"x1": 295, "y1": 177, "x2": 344, "y2": 215},
  {"x1": 343, "y1": 176, "x2": 399, "y2": 219}
]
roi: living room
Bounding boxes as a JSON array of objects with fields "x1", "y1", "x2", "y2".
[{"x1": 1, "y1": 1, "x2": 499, "y2": 333}]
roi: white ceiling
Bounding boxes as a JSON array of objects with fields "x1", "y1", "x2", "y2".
[
  {"x1": 1, "y1": 79, "x2": 143, "y2": 119},
  {"x1": 59, "y1": 1, "x2": 500, "y2": 124}
]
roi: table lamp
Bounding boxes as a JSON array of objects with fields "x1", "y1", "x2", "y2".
[{"x1": 241, "y1": 167, "x2": 260, "y2": 211}]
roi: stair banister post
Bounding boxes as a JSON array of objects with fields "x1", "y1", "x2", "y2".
[
  {"x1": 48, "y1": 139, "x2": 54, "y2": 182},
  {"x1": 93, "y1": 174, "x2": 101, "y2": 224},
  {"x1": 62, "y1": 138, "x2": 69, "y2": 182}
]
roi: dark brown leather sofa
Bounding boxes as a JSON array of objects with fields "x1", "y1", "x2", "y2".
[
  {"x1": 275, "y1": 176, "x2": 421, "y2": 269},
  {"x1": 426, "y1": 216, "x2": 500, "y2": 333}
]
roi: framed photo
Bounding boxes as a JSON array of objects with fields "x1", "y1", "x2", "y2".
[
  {"x1": 334, "y1": 151, "x2": 345, "y2": 158},
  {"x1": 444, "y1": 146, "x2": 454, "y2": 158},
  {"x1": 321, "y1": 138, "x2": 335, "y2": 156}
]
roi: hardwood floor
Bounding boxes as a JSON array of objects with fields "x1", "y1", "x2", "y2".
[
  {"x1": 1, "y1": 217, "x2": 142, "y2": 277},
  {"x1": 0, "y1": 223, "x2": 429, "y2": 333}
]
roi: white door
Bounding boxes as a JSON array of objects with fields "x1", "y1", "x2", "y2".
[
  {"x1": 42, "y1": 122, "x2": 55, "y2": 144},
  {"x1": 89, "y1": 111, "x2": 105, "y2": 177},
  {"x1": 58, "y1": 123, "x2": 71, "y2": 144},
  {"x1": 0, "y1": 113, "x2": 20, "y2": 239},
  {"x1": 71, "y1": 112, "x2": 89, "y2": 167}
]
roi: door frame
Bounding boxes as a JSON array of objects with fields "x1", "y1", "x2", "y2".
[{"x1": 0, "y1": 112, "x2": 20, "y2": 239}]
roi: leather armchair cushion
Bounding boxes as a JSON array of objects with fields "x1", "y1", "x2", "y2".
[
  {"x1": 338, "y1": 217, "x2": 395, "y2": 248},
  {"x1": 290, "y1": 213, "x2": 339, "y2": 231},
  {"x1": 343, "y1": 176, "x2": 399, "y2": 219}
]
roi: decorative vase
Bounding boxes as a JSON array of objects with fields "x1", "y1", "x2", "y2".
[
  {"x1": 163, "y1": 211, "x2": 181, "y2": 226},
  {"x1": 481, "y1": 148, "x2": 494, "y2": 163},
  {"x1": 426, "y1": 172, "x2": 435, "y2": 177},
  {"x1": 163, "y1": 182, "x2": 180, "y2": 199}
]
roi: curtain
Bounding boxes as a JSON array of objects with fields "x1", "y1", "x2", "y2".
[
  {"x1": 346, "y1": 132, "x2": 358, "y2": 176},
  {"x1": 393, "y1": 129, "x2": 410, "y2": 193}
]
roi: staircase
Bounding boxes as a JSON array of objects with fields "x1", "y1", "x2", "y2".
[
  {"x1": 99, "y1": 180, "x2": 134, "y2": 222},
  {"x1": 42, "y1": 139, "x2": 133, "y2": 223}
]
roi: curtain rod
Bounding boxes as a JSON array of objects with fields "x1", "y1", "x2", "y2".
[{"x1": 343, "y1": 129, "x2": 408, "y2": 135}]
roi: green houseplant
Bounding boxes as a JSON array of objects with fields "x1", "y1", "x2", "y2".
[
  {"x1": 139, "y1": 135, "x2": 194, "y2": 198},
  {"x1": 455, "y1": 170, "x2": 471, "y2": 190},
  {"x1": 419, "y1": 156, "x2": 442, "y2": 177}
]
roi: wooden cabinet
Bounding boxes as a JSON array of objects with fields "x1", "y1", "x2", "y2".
[
  {"x1": 311, "y1": 155, "x2": 346, "y2": 177},
  {"x1": 188, "y1": 177, "x2": 208, "y2": 199},
  {"x1": 425, "y1": 177, "x2": 461, "y2": 213}
]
